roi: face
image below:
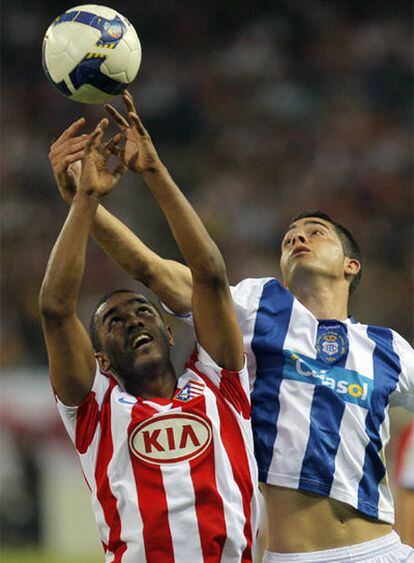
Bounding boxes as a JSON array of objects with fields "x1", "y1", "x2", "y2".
[
  {"x1": 95, "y1": 292, "x2": 174, "y2": 383},
  {"x1": 280, "y1": 217, "x2": 357, "y2": 289}
]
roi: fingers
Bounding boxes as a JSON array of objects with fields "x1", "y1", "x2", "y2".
[
  {"x1": 123, "y1": 90, "x2": 137, "y2": 114},
  {"x1": 54, "y1": 136, "x2": 89, "y2": 156},
  {"x1": 50, "y1": 127, "x2": 89, "y2": 173},
  {"x1": 85, "y1": 118, "x2": 109, "y2": 153},
  {"x1": 54, "y1": 117, "x2": 86, "y2": 146},
  {"x1": 105, "y1": 103, "x2": 130, "y2": 129},
  {"x1": 102, "y1": 132, "x2": 123, "y2": 158},
  {"x1": 53, "y1": 150, "x2": 85, "y2": 174},
  {"x1": 128, "y1": 112, "x2": 146, "y2": 136},
  {"x1": 112, "y1": 162, "x2": 128, "y2": 182}
]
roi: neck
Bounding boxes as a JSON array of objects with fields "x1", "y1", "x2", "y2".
[
  {"x1": 288, "y1": 275, "x2": 350, "y2": 321},
  {"x1": 120, "y1": 361, "x2": 177, "y2": 399}
]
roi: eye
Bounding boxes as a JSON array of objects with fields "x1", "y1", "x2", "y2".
[
  {"x1": 283, "y1": 237, "x2": 291, "y2": 247},
  {"x1": 108, "y1": 316, "x2": 122, "y2": 329},
  {"x1": 137, "y1": 305, "x2": 153, "y2": 316},
  {"x1": 311, "y1": 229, "x2": 325, "y2": 236}
]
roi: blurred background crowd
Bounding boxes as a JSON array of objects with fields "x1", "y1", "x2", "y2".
[{"x1": 1, "y1": 0, "x2": 412, "y2": 560}]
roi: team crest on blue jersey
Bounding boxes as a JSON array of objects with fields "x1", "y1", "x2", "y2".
[
  {"x1": 316, "y1": 323, "x2": 348, "y2": 364},
  {"x1": 175, "y1": 379, "x2": 205, "y2": 402}
]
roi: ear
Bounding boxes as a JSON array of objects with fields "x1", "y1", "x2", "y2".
[
  {"x1": 344, "y1": 258, "x2": 361, "y2": 278},
  {"x1": 95, "y1": 351, "x2": 111, "y2": 373}
]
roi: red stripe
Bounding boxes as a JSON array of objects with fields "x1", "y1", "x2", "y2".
[
  {"x1": 187, "y1": 395, "x2": 227, "y2": 562},
  {"x1": 129, "y1": 402, "x2": 175, "y2": 563},
  {"x1": 219, "y1": 369, "x2": 251, "y2": 420},
  {"x1": 75, "y1": 391, "x2": 99, "y2": 454},
  {"x1": 215, "y1": 396, "x2": 253, "y2": 561},
  {"x1": 188, "y1": 356, "x2": 254, "y2": 562},
  {"x1": 94, "y1": 379, "x2": 127, "y2": 561}
]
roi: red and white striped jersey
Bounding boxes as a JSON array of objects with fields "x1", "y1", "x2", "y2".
[{"x1": 56, "y1": 345, "x2": 260, "y2": 563}]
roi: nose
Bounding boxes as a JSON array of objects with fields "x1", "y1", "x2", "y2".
[
  {"x1": 125, "y1": 313, "x2": 143, "y2": 331},
  {"x1": 291, "y1": 232, "x2": 307, "y2": 246}
]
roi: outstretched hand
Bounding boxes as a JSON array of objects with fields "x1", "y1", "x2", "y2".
[
  {"x1": 49, "y1": 118, "x2": 88, "y2": 204},
  {"x1": 105, "y1": 91, "x2": 163, "y2": 174},
  {"x1": 49, "y1": 118, "x2": 124, "y2": 204},
  {"x1": 79, "y1": 118, "x2": 127, "y2": 198}
]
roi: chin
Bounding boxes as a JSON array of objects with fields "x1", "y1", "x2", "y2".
[{"x1": 133, "y1": 350, "x2": 166, "y2": 373}]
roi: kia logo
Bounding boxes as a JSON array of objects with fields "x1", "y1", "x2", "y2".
[{"x1": 129, "y1": 412, "x2": 212, "y2": 465}]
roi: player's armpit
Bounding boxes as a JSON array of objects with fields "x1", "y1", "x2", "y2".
[{"x1": 41, "y1": 312, "x2": 96, "y2": 406}]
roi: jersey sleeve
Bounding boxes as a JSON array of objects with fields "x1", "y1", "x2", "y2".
[
  {"x1": 54, "y1": 362, "x2": 111, "y2": 453},
  {"x1": 389, "y1": 331, "x2": 414, "y2": 411},
  {"x1": 186, "y1": 344, "x2": 251, "y2": 419}
]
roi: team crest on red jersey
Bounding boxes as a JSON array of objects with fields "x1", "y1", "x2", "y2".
[
  {"x1": 175, "y1": 379, "x2": 205, "y2": 402},
  {"x1": 129, "y1": 412, "x2": 212, "y2": 465}
]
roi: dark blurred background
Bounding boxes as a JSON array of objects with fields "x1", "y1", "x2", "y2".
[{"x1": 1, "y1": 0, "x2": 412, "y2": 559}]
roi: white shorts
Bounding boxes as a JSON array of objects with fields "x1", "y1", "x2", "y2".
[{"x1": 263, "y1": 531, "x2": 414, "y2": 562}]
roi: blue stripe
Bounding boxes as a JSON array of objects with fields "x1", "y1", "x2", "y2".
[
  {"x1": 299, "y1": 385, "x2": 345, "y2": 493},
  {"x1": 357, "y1": 327, "x2": 400, "y2": 518},
  {"x1": 69, "y1": 56, "x2": 128, "y2": 96},
  {"x1": 55, "y1": 11, "x2": 96, "y2": 26},
  {"x1": 53, "y1": 11, "x2": 126, "y2": 46},
  {"x1": 251, "y1": 279, "x2": 294, "y2": 482},
  {"x1": 298, "y1": 322, "x2": 348, "y2": 494}
]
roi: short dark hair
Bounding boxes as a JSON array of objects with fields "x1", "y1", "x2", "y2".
[
  {"x1": 290, "y1": 210, "x2": 362, "y2": 295},
  {"x1": 89, "y1": 289, "x2": 163, "y2": 352}
]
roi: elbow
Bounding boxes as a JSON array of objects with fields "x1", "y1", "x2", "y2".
[
  {"x1": 38, "y1": 284, "x2": 74, "y2": 320},
  {"x1": 190, "y1": 252, "x2": 228, "y2": 287}
]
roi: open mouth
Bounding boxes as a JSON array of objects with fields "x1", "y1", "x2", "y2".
[
  {"x1": 131, "y1": 333, "x2": 153, "y2": 349},
  {"x1": 292, "y1": 247, "x2": 310, "y2": 257}
]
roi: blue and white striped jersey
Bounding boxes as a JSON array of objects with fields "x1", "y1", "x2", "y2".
[
  {"x1": 230, "y1": 277, "x2": 414, "y2": 524},
  {"x1": 163, "y1": 277, "x2": 414, "y2": 524}
]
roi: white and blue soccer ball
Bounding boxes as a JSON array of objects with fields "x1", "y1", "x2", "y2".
[{"x1": 42, "y1": 5, "x2": 142, "y2": 104}]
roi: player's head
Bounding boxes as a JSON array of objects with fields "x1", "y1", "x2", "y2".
[
  {"x1": 280, "y1": 211, "x2": 362, "y2": 295},
  {"x1": 89, "y1": 289, "x2": 174, "y2": 389}
]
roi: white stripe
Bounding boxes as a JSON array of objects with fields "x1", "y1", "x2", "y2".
[
  {"x1": 107, "y1": 388, "x2": 146, "y2": 562},
  {"x1": 161, "y1": 463, "x2": 204, "y2": 562},
  {"x1": 390, "y1": 330, "x2": 414, "y2": 410},
  {"x1": 345, "y1": 323, "x2": 375, "y2": 379},
  {"x1": 231, "y1": 279, "x2": 271, "y2": 391},
  {"x1": 377, "y1": 412, "x2": 395, "y2": 523},
  {"x1": 283, "y1": 299, "x2": 317, "y2": 358},
  {"x1": 330, "y1": 402, "x2": 369, "y2": 505},
  {"x1": 79, "y1": 425, "x2": 109, "y2": 549},
  {"x1": 265, "y1": 299, "x2": 316, "y2": 486},
  {"x1": 267, "y1": 379, "x2": 314, "y2": 486},
  {"x1": 204, "y1": 388, "x2": 247, "y2": 560}
]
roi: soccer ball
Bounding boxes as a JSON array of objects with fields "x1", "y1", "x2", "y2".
[{"x1": 42, "y1": 5, "x2": 141, "y2": 104}]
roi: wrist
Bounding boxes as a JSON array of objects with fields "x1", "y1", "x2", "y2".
[
  {"x1": 73, "y1": 190, "x2": 100, "y2": 204},
  {"x1": 141, "y1": 161, "x2": 168, "y2": 179}
]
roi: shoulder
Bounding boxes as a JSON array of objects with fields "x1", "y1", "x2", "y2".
[
  {"x1": 349, "y1": 320, "x2": 412, "y2": 349},
  {"x1": 349, "y1": 321, "x2": 413, "y2": 376},
  {"x1": 389, "y1": 329, "x2": 414, "y2": 353},
  {"x1": 231, "y1": 277, "x2": 289, "y2": 304}
]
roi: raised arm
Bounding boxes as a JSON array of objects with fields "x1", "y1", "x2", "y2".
[
  {"x1": 39, "y1": 120, "x2": 125, "y2": 405},
  {"x1": 49, "y1": 122, "x2": 192, "y2": 315},
  {"x1": 106, "y1": 92, "x2": 243, "y2": 370}
]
